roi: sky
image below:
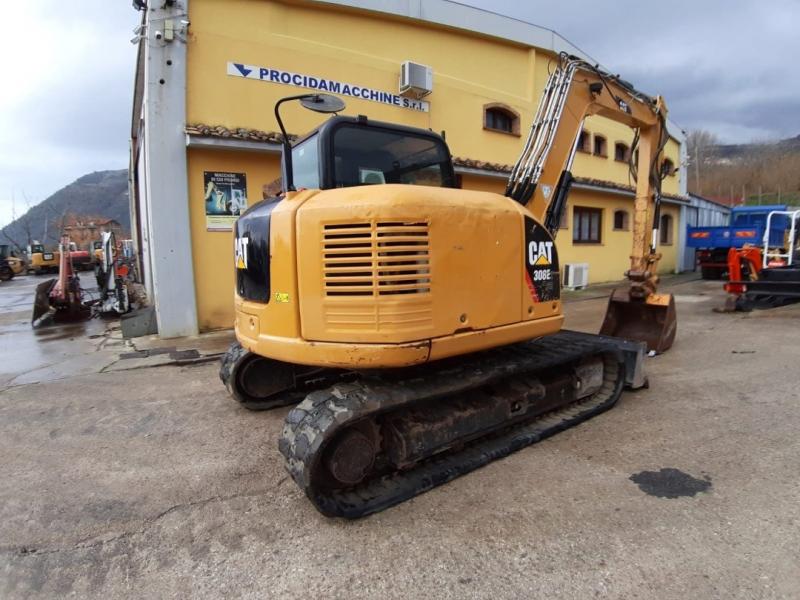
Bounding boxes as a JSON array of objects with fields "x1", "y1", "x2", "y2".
[{"x1": 0, "y1": 0, "x2": 798, "y2": 226}]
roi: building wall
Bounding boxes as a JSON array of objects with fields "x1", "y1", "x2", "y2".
[
  {"x1": 558, "y1": 191, "x2": 680, "y2": 284},
  {"x1": 187, "y1": 148, "x2": 281, "y2": 331},
  {"x1": 186, "y1": 0, "x2": 682, "y2": 187},
  {"x1": 576, "y1": 116, "x2": 681, "y2": 197}
]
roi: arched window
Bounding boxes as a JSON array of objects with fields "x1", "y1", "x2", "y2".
[
  {"x1": 613, "y1": 209, "x2": 630, "y2": 231},
  {"x1": 662, "y1": 158, "x2": 676, "y2": 177},
  {"x1": 660, "y1": 213, "x2": 673, "y2": 245},
  {"x1": 483, "y1": 103, "x2": 520, "y2": 135},
  {"x1": 593, "y1": 134, "x2": 608, "y2": 157},
  {"x1": 614, "y1": 142, "x2": 630, "y2": 162},
  {"x1": 577, "y1": 130, "x2": 591, "y2": 153}
]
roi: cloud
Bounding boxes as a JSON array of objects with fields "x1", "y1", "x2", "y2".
[
  {"x1": 461, "y1": 0, "x2": 800, "y2": 143},
  {"x1": 0, "y1": 1, "x2": 139, "y2": 226}
]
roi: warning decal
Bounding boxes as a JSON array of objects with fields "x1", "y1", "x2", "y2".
[{"x1": 524, "y1": 216, "x2": 560, "y2": 302}]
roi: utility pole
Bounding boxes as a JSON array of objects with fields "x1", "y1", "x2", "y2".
[{"x1": 694, "y1": 144, "x2": 701, "y2": 194}]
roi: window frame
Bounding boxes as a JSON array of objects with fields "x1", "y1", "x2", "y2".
[
  {"x1": 483, "y1": 103, "x2": 521, "y2": 136},
  {"x1": 614, "y1": 142, "x2": 630, "y2": 163},
  {"x1": 659, "y1": 213, "x2": 674, "y2": 245},
  {"x1": 613, "y1": 209, "x2": 630, "y2": 231},
  {"x1": 593, "y1": 134, "x2": 608, "y2": 158},
  {"x1": 577, "y1": 130, "x2": 591, "y2": 153},
  {"x1": 573, "y1": 206, "x2": 603, "y2": 244}
]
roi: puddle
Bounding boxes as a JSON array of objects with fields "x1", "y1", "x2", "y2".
[{"x1": 629, "y1": 468, "x2": 711, "y2": 498}]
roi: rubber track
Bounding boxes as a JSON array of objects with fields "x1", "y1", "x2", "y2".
[
  {"x1": 280, "y1": 331, "x2": 625, "y2": 518},
  {"x1": 220, "y1": 342, "x2": 355, "y2": 411}
]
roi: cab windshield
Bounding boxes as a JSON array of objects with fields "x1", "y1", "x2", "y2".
[{"x1": 331, "y1": 124, "x2": 452, "y2": 188}]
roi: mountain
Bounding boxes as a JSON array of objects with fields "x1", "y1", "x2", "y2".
[
  {"x1": 714, "y1": 134, "x2": 800, "y2": 161},
  {"x1": 1, "y1": 170, "x2": 129, "y2": 250}
]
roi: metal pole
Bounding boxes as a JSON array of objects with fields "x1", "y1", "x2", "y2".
[{"x1": 694, "y1": 144, "x2": 701, "y2": 194}]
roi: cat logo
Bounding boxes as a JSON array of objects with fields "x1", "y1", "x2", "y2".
[
  {"x1": 528, "y1": 240, "x2": 554, "y2": 267},
  {"x1": 235, "y1": 235, "x2": 249, "y2": 270}
]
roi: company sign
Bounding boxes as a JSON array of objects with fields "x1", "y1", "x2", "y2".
[{"x1": 227, "y1": 62, "x2": 430, "y2": 113}]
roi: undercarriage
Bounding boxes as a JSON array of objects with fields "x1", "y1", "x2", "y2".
[{"x1": 221, "y1": 331, "x2": 638, "y2": 518}]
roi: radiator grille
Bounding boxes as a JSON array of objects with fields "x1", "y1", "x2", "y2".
[{"x1": 322, "y1": 221, "x2": 431, "y2": 297}]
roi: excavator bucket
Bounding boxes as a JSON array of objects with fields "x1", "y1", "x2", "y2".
[
  {"x1": 32, "y1": 279, "x2": 57, "y2": 328},
  {"x1": 599, "y1": 289, "x2": 677, "y2": 354}
]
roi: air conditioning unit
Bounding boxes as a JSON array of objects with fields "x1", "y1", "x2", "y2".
[
  {"x1": 399, "y1": 61, "x2": 433, "y2": 99},
  {"x1": 563, "y1": 263, "x2": 589, "y2": 290}
]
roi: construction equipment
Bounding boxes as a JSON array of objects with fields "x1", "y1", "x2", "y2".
[
  {"x1": 221, "y1": 53, "x2": 676, "y2": 517},
  {"x1": 31, "y1": 235, "x2": 92, "y2": 327},
  {"x1": 94, "y1": 231, "x2": 131, "y2": 315},
  {"x1": 723, "y1": 209, "x2": 800, "y2": 311},
  {"x1": 688, "y1": 204, "x2": 791, "y2": 279},
  {"x1": 27, "y1": 243, "x2": 59, "y2": 275},
  {"x1": 0, "y1": 245, "x2": 20, "y2": 280}
]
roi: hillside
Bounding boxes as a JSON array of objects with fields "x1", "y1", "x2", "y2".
[
  {"x1": 690, "y1": 132, "x2": 800, "y2": 204},
  {"x1": 714, "y1": 134, "x2": 800, "y2": 161},
  {"x1": 1, "y1": 170, "x2": 129, "y2": 250}
]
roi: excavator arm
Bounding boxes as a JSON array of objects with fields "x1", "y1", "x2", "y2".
[{"x1": 507, "y1": 53, "x2": 676, "y2": 352}]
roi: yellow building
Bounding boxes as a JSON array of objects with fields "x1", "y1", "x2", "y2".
[{"x1": 130, "y1": 0, "x2": 687, "y2": 336}]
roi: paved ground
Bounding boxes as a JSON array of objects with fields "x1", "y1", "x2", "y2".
[{"x1": 1, "y1": 274, "x2": 799, "y2": 599}]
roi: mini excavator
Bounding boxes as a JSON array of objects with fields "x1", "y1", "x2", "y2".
[{"x1": 220, "y1": 53, "x2": 677, "y2": 517}]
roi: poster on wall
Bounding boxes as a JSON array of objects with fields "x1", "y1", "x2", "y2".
[{"x1": 204, "y1": 171, "x2": 248, "y2": 230}]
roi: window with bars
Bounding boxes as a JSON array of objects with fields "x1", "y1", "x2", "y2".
[
  {"x1": 614, "y1": 142, "x2": 630, "y2": 162},
  {"x1": 573, "y1": 207, "x2": 602, "y2": 244}
]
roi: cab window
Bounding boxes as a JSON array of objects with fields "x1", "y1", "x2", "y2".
[
  {"x1": 331, "y1": 124, "x2": 453, "y2": 189},
  {"x1": 291, "y1": 134, "x2": 320, "y2": 190}
]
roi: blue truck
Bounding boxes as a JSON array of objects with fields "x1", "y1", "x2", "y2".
[{"x1": 686, "y1": 204, "x2": 790, "y2": 279}]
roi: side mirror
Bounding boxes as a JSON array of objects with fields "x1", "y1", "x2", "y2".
[
  {"x1": 299, "y1": 94, "x2": 346, "y2": 114},
  {"x1": 275, "y1": 93, "x2": 346, "y2": 191}
]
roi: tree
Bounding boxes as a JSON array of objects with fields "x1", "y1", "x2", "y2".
[
  {"x1": 686, "y1": 129, "x2": 719, "y2": 195},
  {"x1": 0, "y1": 192, "x2": 35, "y2": 253}
]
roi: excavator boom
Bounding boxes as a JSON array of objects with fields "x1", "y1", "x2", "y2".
[{"x1": 506, "y1": 54, "x2": 676, "y2": 352}]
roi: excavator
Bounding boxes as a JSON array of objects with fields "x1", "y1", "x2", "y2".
[{"x1": 220, "y1": 53, "x2": 677, "y2": 517}]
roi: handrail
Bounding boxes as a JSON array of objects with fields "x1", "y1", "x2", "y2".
[{"x1": 762, "y1": 210, "x2": 800, "y2": 268}]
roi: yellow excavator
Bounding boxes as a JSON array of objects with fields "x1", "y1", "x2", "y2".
[{"x1": 220, "y1": 53, "x2": 677, "y2": 517}]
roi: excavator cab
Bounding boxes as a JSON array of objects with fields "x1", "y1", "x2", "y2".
[{"x1": 279, "y1": 109, "x2": 456, "y2": 194}]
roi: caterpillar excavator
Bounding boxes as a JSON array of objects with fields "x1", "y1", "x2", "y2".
[{"x1": 220, "y1": 53, "x2": 677, "y2": 518}]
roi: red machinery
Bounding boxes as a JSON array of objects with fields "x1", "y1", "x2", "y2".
[
  {"x1": 721, "y1": 209, "x2": 800, "y2": 311},
  {"x1": 31, "y1": 235, "x2": 92, "y2": 327}
]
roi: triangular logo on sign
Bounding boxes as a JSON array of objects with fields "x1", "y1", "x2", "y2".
[{"x1": 534, "y1": 254, "x2": 550, "y2": 266}]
